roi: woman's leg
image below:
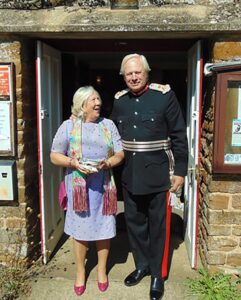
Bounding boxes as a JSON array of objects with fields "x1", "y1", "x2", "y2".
[
  {"x1": 73, "y1": 239, "x2": 88, "y2": 286},
  {"x1": 96, "y1": 239, "x2": 110, "y2": 283}
]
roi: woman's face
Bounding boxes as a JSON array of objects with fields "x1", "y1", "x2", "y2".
[{"x1": 83, "y1": 91, "x2": 102, "y2": 122}]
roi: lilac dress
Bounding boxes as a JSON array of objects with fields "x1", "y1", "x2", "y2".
[{"x1": 51, "y1": 118, "x2": 123, "y2": 241}]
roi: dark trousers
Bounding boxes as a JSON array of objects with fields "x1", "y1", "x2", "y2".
[{"x1": 123, "y1": 188, "x2": 171, "y2": 278}]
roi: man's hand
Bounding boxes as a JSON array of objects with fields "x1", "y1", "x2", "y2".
[{"x1": 170, "y1": 175, "x2": 184, "y2": 194}]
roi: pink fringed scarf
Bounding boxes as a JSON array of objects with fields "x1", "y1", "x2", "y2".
[
  {"x1": 70, "y1": 118, "x2": 117, "y2": 215},
  {"x1": 102, "y1": 168, "x2": 117, "y2": 215},
  {"x1": 70, "y1": 119, "x2": 88, "y2": 213}
]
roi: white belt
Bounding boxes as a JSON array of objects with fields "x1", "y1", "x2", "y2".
[{"x1": 122, "y1": 139, "x2": 171, "y2": 152}]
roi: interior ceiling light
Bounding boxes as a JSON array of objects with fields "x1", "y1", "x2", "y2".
[{"x1": 96, "y1": 75, "x2": 102, "y2": 84}]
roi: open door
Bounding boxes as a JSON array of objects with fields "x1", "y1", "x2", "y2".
[
  {"x1": 36, "y1": 41, "x2": 64, "y2": 264},
  {"x1": 184, "y1": 40, "x2": 203, "y2": 268}
]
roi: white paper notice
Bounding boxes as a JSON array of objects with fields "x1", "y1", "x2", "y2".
[
  {"x1": 0, "y1": 102, "x2": 11, "y2": 151},
  {"x1": 231, "y1": 119, "x2": 241, "y2": 146},
  {"x1": 224, "y1": 154, "x2": 241, "y2": 164}
]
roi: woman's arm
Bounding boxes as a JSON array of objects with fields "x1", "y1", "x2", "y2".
[
  {"x1": 50, "y1": 152, "x2": 91, "y2": 175},
  {"x1": 50, "y1": 152, "x2": 73, "y2": 168},
  {"x1": 107, "y1": 150, "x2": 124, "y2": 168},
  {"x1": 98, "y1": 150, "x2": 124, "y2": 170}
]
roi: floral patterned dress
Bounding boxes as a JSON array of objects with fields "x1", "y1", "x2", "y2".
[{"x1": 51, "y1": 118, "x2": 123, "y2": 241}]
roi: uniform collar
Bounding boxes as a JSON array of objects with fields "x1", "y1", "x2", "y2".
[{"x1": 131, "y1": 84, "x2": 149, "y2": 96}]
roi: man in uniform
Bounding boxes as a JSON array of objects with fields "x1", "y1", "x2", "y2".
[{"x1": 111, "y1": 54, "x2": 188, "y2": 300}]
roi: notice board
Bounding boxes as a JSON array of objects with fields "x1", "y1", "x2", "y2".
[{"x1": 0, "y1": 63, "x2": 15, "y2": 156}]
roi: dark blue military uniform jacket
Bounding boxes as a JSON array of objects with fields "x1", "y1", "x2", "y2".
[{"x1": 111, "y1": 84, "x2": 188, "y2": 195}]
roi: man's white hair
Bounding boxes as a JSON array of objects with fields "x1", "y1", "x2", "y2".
[{"x1": 119, "y1": 53, "x2": 151, "y2": 75}]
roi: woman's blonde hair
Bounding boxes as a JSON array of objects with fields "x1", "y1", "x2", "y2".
[
  {"x1": 71, "y1": 86, "x2": 101, "y2": 118},
  {"x1": 119, "y1": 53, "x2": 151, "y2": 75}
]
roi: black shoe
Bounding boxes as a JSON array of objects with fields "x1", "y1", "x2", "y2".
[
  {"x1": 124, "y1": 269, "x2": 150, "y2": 286},
  {"x1": 150, "y1": 276, "x2": 164, "y2": 300}
]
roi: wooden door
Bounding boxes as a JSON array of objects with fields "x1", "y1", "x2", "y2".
[
  {"x1": 184, "y1": 40, "x2": 203, "y2": 268},
  {"x1": 36, "y1": 41, "x2": 64, "y2": 264}
]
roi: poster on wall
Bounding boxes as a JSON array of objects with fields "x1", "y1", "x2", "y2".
[
  {"x1": 231, "y1": 119, "x2": 241, "y2": 146},
  {"x1": 0, "y1": 63, "x2": 15, "y2": 156},
  {"x1": 0, "y1": 65, "x2": 11, "y2": 100}
]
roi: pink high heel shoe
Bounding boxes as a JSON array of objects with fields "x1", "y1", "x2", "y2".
[
  {"x1": 98, "y1": 278, "x2": 109, "y2": 292},
  {"x1": 74, "y1": 284, "x2": 86, "y2": 296}
]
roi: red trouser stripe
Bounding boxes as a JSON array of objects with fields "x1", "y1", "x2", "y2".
[{"x1": 161, "y1": 192, "x2": 172, "y2": 278}]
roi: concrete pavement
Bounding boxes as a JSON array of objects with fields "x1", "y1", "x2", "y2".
[{"x1": 21, "y1": 205, "x2": 200, "y2": 300}]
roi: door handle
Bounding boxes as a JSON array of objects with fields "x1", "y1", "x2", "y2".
[
  {"x1": 40, "y1": 109, "x2": 49, "y2": 119},
  {"x1": 188, "y1": 167, "x2": 195, "y2": 171},
  {"x1": 188, "y1": 166, "x2": 204, "y2": 180}
]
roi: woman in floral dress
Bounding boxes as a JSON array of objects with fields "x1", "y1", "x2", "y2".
[{"x1": 50, "y1": 86, "x2": 124, "y2": 296}]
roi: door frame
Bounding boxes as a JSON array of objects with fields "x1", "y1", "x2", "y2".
[{"x1": 36, "y1": 38, "x2": 202, "y2": 265}]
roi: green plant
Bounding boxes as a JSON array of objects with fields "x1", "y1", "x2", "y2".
[
  {"x1": 0, "y1": 215, "x2": 40, "y2": 300},
  {"x1": 186, "y1": 268, "x2": 241, "y2": 300},
  {"x1": 0, "y1": 265, "x2": 29, "y2": 300}
]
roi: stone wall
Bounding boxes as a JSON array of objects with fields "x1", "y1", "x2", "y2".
[
  {"x1": 199, "y1": 41, "x2": 241, "y2": 274},
  {"x1": 0, "y1": 0, "x2": 238, "y2": 9},
  {"x1": 0, "y1": 39, "x2": 40, "y2": 266},
  {"x1": 150, "y1": 0, "x2": 236, "y2": 5}
]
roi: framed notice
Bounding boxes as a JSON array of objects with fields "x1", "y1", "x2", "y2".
[
  {"x1": 0, "y1": 63, "x2": 15, "y2": 156},
  {"x1": 213, "y1": 70, "x2": 241, "y2": 173}
]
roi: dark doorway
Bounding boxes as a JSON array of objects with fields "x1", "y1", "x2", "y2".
[
  {"x1": 61, "y1": 51, "x2": 188, "y2": 119},
  {"x1": 58, "y1": 39, "x2": 194, "y2": 202}
]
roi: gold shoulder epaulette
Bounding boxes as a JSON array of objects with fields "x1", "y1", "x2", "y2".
[
  {"x1": 149, "y1": 83, "x2": 171, "y2": 94},
  {"x1": 114, "y1": 89, "x2": 129, "y2": 99}
]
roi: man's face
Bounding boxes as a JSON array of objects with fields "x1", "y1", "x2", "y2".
[{"x1": 123, "y1": 57, "x2": 148, "y2": 93}]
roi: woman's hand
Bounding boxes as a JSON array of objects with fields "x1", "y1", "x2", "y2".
[
  {"x1": 97, "y1": 160, "x2": 111, "y2": 170},
  {"x1": 97, "y1": 151, "x2": 124, "y2": 171},
  {"x1": 70, "y1": 158, "x2": 93, "y2": 175},
  {"x1": 50, "y1": 153, "x2": 94, "y2": 175}
]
